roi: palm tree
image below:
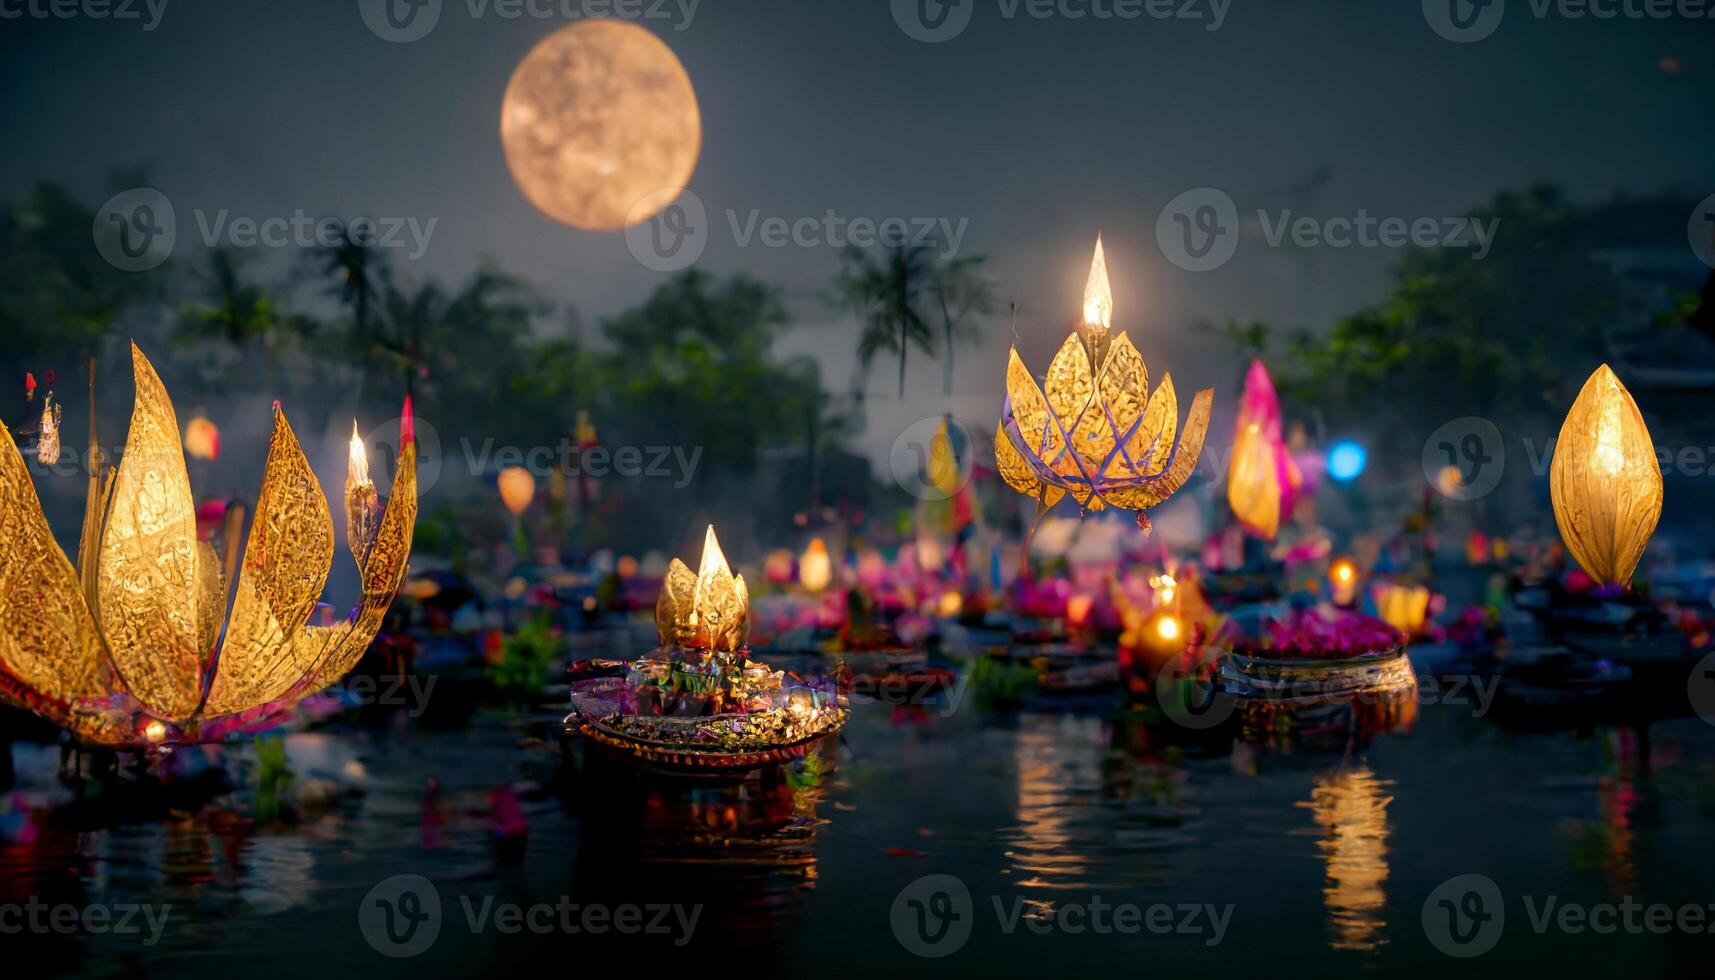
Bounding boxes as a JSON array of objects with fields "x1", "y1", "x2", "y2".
[
  {"x1": 833, "y1": 243, "x2": 993, "y2": 398},
  {"x1": 176, "y1": 246, "x2": 313, "y2": 389},
  {"x1": 930, "y1": 254, "x2": 996, "y2": 395}
]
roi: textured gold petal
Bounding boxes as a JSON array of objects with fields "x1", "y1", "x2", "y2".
[
  {"x1": 1106, "y1": 388, "x2": 1214, "y2": 511},
  {"x1": 1086, "y1": 332, "x2": 1148, "y2": 475},
  {"x1": 0, "y1": 421, "x2": 109, "y2": 703},
  {"x1": 1226, "y1": 422, "x2": 1282, "y2": 541},
  {"x1": 1129, "y1": 373, "x2": 1180, "y2": 477},
  {"x1": 1044, "y1": 333, "x2": 1095, "y2": 463},
  {"x1": 993, "y1": 420, "x2": 1064, "y2": 509},
  {"x1": 656, "y1": 557, "x2": 699, "y2": 648},
  {"x1": 310, "y1": 440, "x2": 417, "y2": 690},
  {"x1": 98, "y1": 344, "x2": 203, "y2": 721},
  {"x1": 194, "y1": 541, "x2": 226, "y2": 664},
  {"x1": 204, "y1": 408, "x2": 336, "y2": 716},
  {"x1": 1550, "y1": 365, "x2": 1663, "y2": 587},
  {"x1": 1006, "y1": 348, "x2": 1063, "y2": 463}
]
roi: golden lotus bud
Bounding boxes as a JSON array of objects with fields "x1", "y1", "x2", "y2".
[
  {"x1": 995, "y1": 235, "x2": 1213, "y2": 523},
  {"x1": 498, "y1": 465, "x2": 536, "y2": 516},
  {"x1": 1550, "y1": 365, "x2": 1663, "y2": 587},
  {"x1": 656, "y1": 525, "x2": 750, "y2": 652}
]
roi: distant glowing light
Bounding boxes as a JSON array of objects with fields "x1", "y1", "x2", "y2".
[
  {"x1": 1156, "y1": 615, "x2": 1182, "y2": 642},
  {"x1": 1328, "y1": 441, "x2": 1367, "y2": 482}
]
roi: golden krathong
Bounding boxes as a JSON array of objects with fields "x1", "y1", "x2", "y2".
[
  {"x1": 0, "y1": 344, "x2": 417, "y2": 750},
  {"x1": 995, "y1": 236, "x2": 1214, "y2": 527},
  {"x1": 1549, "y1": 364, "x2": 1663, "y2": 588},
  {"x1": 656, "y1": 524, "x2": 750, "y2": 652}
]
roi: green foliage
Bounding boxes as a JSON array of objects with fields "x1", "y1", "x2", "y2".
[{"x1": 487, "y1": 614, "x2": 561, "y2": 702}]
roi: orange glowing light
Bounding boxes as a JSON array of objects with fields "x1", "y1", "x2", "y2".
[
  {"x1": 348, "y1": 421, "x2": 370, "y2": 487},
  {"x1": 799, "y1": 538, "x2": 832, "y2": 593},
  {"x1": 498, "y1": 466, "x2": 536, "y2": 516},
  {"x1": 1066, "y1": 594, "x2": 1095, "y2": 628},
  {"x1": 184, "y1": 415, "x2": 221, "y2": 461},
  {"x1": 1332, "y1": 560, "x2": 1357, "y2": 585},
  {"x1": 1156, "y1": 614, "x2": 1182, "y2": 642},
  {"x1": 1082, "y1": 234, "x2": 1113, "y2": 334}
]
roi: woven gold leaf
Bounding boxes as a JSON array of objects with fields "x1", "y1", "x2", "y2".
[
  {"x1": 98, "y1": 343, "x2": 204, "y2": 721},
  {"x1": 0, "y1": 421, "x2": 107, "y2": 703},
  {"x1": 1044, "y1": 333, "x2": 1095, "y2": 467},
  {"x1": 1005, "y1": 348, "x2": 1063, "y2": 463},
  {"x1": 1088, "y1": 332, "x2": 1149, "y2": 476},
  {"x1": 656, "y1": 557, "x2": 699, "y2": 648},
  {"x1": 993, "y1": 419, "x2": 1064, "y2": 509},
  {"x1": 1549, "y1": 365, "x2": 1662, "y2": 587},
  {"x1": 1106, "y1": 387, "x2": 1214, "y2": 511},
  {"x1": 205, "y1": 408, "x2": 336, "y2": 715}
]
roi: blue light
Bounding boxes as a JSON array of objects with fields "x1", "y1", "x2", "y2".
[{"x1": 1327, "y1": 441, "x2": 1367, "y2": 483}]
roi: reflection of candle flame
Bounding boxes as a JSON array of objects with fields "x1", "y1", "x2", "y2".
[
  {"x1": 1299, "y1": 767, "x2": 1393, "y2": 951},
  {"x1": 1009, "y1": 716, "x2": 1103, "y2": 890}
]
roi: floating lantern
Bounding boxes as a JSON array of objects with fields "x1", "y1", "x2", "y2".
[
  {"x1": 799, "y1": 537, "x2": 832, "y2": 593},
  {"x1": 567, "y1": 526, "x2": 847, "y2": 774},
  {"x1": 498, "y1": 466, "x2": 536, "y2": 516},
  {"x1": 1226, "y1": 360, "x2": 1301, "y2": 541},
  {"x1": 1549, "y1": 365, "x2": 1663, "y2": 588},
  {"x1": 184, "y1": 415, "x2": 221, "y2": 461},
  {"x1": 994, "y1": 236, "x2": 1214, "y2": 532},
  {"x1": 1327, "y1": 441, "x2": 1367, "y2": 483},
  {"x1": 1372, "y1": 583, "x2": 1431, "y2": 638},
  {"x1": 1330, "y1": 558, "x2": 1359, "y2": 606},
  {"x1": 0, "y1": 344, "x2": 416, "y2": 750}
]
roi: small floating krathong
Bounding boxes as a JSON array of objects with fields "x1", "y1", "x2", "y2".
[
  {"x1": 0, "y1": 345, "x2": 417, "y2": 752},
  {"x1": 566, "y1": 526, "x2": 847, "y2": 775}
]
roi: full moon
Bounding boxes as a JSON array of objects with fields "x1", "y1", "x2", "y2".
[{"x1": 500, "y1": 20, "x2": 701, "y2": 232}]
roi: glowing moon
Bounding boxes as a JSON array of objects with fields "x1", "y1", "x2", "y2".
[{"x1": 500, "y1": 20, "x2": 701, "y2": 232}]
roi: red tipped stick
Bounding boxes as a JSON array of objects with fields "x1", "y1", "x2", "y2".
[{"x1": 401, "y1": 395, "x2": 415, "y2": 447}]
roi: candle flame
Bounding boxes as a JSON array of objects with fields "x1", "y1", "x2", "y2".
[
  {"x1": 1082, "y1": 234, "x2": 1113, "y2": 332},
  {"x1": 349, "y1": 421, "x2": 371, "y2": 486}
]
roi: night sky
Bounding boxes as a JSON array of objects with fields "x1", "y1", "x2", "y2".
[{"x1": 3, "y1": 0, "x2": 1711, "y2": 461}]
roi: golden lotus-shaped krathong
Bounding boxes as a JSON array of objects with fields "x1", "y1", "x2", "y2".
[
  {"x1": 0, "y1": 344, "x2": 416, "y2": 750},
  {"x1": 1549, "y1": 364, "x2": 1662, "y2": 588},
  {"x1": 995, "y1": 237, "x2": 1214, "y2": 528},
  {"x1": 656, "y1": 525, "x2": 750, "y2": 652}
]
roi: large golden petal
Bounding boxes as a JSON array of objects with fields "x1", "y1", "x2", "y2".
[
  {"x1": 204, "y1": 408, "x2": 336, "y2": 716},
  {"x1": 0, "y1": 421, "x2": 108, "y2": 703},
  {"x1": 1106, "y1": 388, "x2": 1214, "y2": 511},
  {"x1": 1006, "y1": 348, "x2": 1063, "y2": 462},
  {"x1": 1550, "y1": 365, "x2": 1663, "y2": 587},
  {"x1": 98, "y1": 344, "x2": 203, "y2": 721},
  {"x1": 993, "y1": 420, "x2": 1065, "y2": 509},
  {"x1": 1044, "y1": 334, "x2": 1095, "y2": 462},
  {"x1": 1088, "y1": 332, "x2": 1149, "y2": 475},
  {"x1": 309, "y1": 440, "x2": 417, "y2": 690},
  {"x1": 194, "y1": 541, "x2": 226, "y2": 665},
  {"x1": 655, "y1": 557, "x2": 699, "y2": 648}
]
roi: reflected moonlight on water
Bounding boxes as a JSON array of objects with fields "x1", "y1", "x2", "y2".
[{"x1": 500, "y1": 20, "x2": 701, "y2": 231}]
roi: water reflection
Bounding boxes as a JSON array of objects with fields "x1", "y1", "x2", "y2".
[
  {"x1": 1297, "y1": 766, "x2": 1394, "y2": 952},
  {"x1": 1007, "y1": 714, "x2": 1107, "y2": 892}
]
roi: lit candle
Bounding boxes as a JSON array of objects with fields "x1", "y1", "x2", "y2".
[{"x1": 346, "y1": 421, "x2": 380, "y2": 570}]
